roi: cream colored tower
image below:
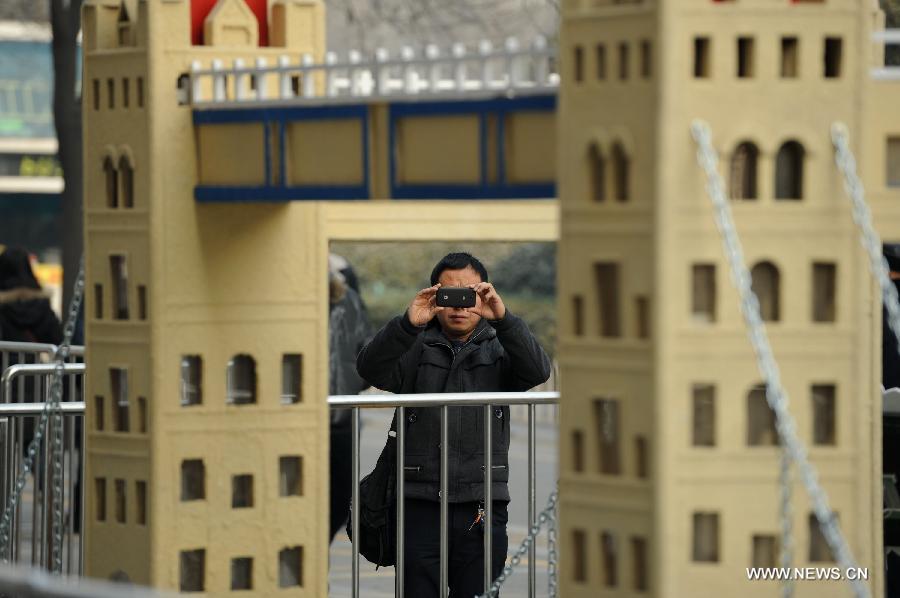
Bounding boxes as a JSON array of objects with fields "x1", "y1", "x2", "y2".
[
  {"x1": 558, "y1": 1, "x2": 884, "y2": 597},
  {"x1": 81, "y1": 0, "x2": 329, "y2": 594}
]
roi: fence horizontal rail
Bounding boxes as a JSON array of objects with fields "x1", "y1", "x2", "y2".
[
  {"x1": 0, "y1": 402, "x2": 85, "y2": 416},
  {"x1": 327, "y1": 391, "x2": 559, "y2": 408}
]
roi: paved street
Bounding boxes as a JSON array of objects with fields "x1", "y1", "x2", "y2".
[{"x1": 328, "y1": 407, "x2": 559, "y2": 597}]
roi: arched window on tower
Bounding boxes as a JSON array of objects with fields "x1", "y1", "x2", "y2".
[
  {"x1": 775, "y1": 141, "x2": 805, "y2": 200},
  {"x1": 751, "y1": 261, "x2": 781, "y2": 322},
  {"x1": 104, "y1": 156, "x2": 118, "y2": 208},
  {"x1": 588, "y1": 143, "x2": 606, "y2": 202},
  {"x1": 119, "y1": 155, "x2": 134, "y2": 208},
  {"x1": 729, "y1": 142, "x2": 759, "y2": 200},
  {"x1": 611, "y1": 142, "x2": 629, "y2": 202}
]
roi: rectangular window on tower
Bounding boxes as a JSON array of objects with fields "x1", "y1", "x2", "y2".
[
  {"x1": 572, "y1": 430, "x2": 585, "y2": 473},
  {"x1": 180, "y1": 355, "x2": 202, "y2": 406},
  {"x1": 640, "y1": 40, "x2": 652, "y2": 78},
  {"x1": 752, "y1": 534, "x2": 778, "y2": 568},
  {"x1": 824, "y1": 37, "x2": 842, "y2": 78},
  {"x1": 692, "y1": 512, "x2": 720, "y2": 562},
  {"x1": 109, "y1": 255, "x2": 129, "y2": 320},
  {"x1": 594, "y1": 263, "x2": 621, "y2": 337},
  {"x1": 109, "y1": 367, "x2": 129, "y2": 433},
  {"x1": 107, "y1": 78, "x2": 115, "y2": 109},
  {"x1": 94, "y1": 283, "x2": 103, "y2": 319},
  {"x1": 631, "y1": 536, "x2": 648, "y2": 591},
  {"x1": 811, "y1": 384, "x2": 836, "y2": 445},
  {"x1": 593, "y1": 398, "x2": 621, "y2": 475},
  {"x1": 572, "y1": 529, "x2": 587, "y2": 583},
  {"x1": 781, "y1": 37, "x2": 799, "y2": 78},
  {"x1": 572, "y1": 295, "x2": 584, "y2": 336},
  {"x1": 281, "y1": 354, "x2": 303, "y2": 404},
  {"x1": 601, "y1": 532, "x2": 618, "y2": 587},
  {"x1": 692, "y1": 264, "x2": 716, "y2": 323},
  {"x1": 692, "y1": 384, "x2": 716, "y2": 447},
  {"x1": 596, "y1": 44, "x2": 607, "y2": 80},
  {"x1": 812, "y1": 262, "x2": 837, "y2": 322},
  {"x1": 809, "y1": 512, "x2": 837, "y2": 562},
  {"x1": 574, "y1": 45, "x2": 584, "y2": 83},
  {"x1": 694, "y1": 37, "x2": 711, "y2": 78},
  {"x1": 737, "y1": 37, "x2": 755, "y2": 78}
]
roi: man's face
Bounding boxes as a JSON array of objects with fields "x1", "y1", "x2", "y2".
[{"x1": 436, "y1": 266, "x2": 482, "y2": 339}]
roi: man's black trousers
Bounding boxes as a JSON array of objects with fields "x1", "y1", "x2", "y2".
[{"x1": 402, "y1": 498, "x2": 508, "y2": 597}]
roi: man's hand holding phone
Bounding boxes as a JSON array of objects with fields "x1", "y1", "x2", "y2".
[
  {"x1": 469, "y1": 282, "x2": 506, "y2": 321},
  {"x1": 407, "y1": 284, "x2": 445, "y2": 326}
]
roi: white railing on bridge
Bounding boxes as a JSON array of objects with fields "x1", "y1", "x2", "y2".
[
  {"x1": 871, "y1": 28, "x2": 900, "y2": 81},
  {"x1": 184, "y1": 36, "x2": 558, "y2": 107}
]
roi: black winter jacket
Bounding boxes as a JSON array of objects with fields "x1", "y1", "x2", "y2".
[{"x1": 356, "y1": 311, "x2": 552, "y2": 503}]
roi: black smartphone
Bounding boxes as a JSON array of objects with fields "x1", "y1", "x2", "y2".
[{"x1": 436, "y1": 287, "x2": 476, "y2": 308}]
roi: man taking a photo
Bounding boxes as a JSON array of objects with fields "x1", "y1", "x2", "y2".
[{"x1": 356, "y1": 252, "x2": 552, "y2": 597}]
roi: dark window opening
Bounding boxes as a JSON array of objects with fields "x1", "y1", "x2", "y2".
[
  {"x1": 180, "y1": 549, "x2": 205, "y2": 592},
  {"x1": 136, "y1": 480, "x2": 147, "y2": 525},
  {"x1": 115, "y1": 479, "x2": 126, "y2": 523},
  {"x1": 95, "y1": 478, "x2": 106, "y2": 521},
  {"x1": 181, "y1": 355, "x2": 202, "y2": 406},
  {"x1": 122, "y1": 78, "x2": 130, "y2": 108},
  {"x1": 747, "y1": 385, "x2": 778, "y2": 446},
  {"x1": 824, "y1": 37, "x2": 842, "y2": 78},
  {"x1": 640, "y1": 40, "x2": 651, "y2": 78},
  {"x1": 737, "y1": 37, "x2": 755, "y2": 78},
  {"x1": 232, "y1": 474, "x2": 254, "y2": 508},
  {"x1": 812, "y1": 384, "x2": 836, "y2": 445},
  {"x1": 137, "y1": 285, "x2": 147, "y2": 320},
  {"x1": 93, "y1": 79, "x2": 100, "y2": 110},
  {"x1": 181, "y1": 459, "x2": 205, "y2": 501},
  {"x1": 635, "y1": 436, "x2": 648, "y2": 478},
  {"x1": 596, "y1": 44, "x2": 607, "y2": 80},
  {"x1": 601, "y1": 532, "x2": 618, "y2": 587},
  {"x1": 594, "y1": 263, "x2": 621, "y2": 337},
  {"x1": 594, "y1": 398, "x2": 621, "y2": 474},
  {"x1": 572, "y1": 529, "x2": 587, "y2": 582},
  {"x1": 110, "y1": 367, "x2": 129, "y2": 432},
  {"x1": 136, "y1": 77, "x2": 144, "y2": 107},
  {"x1": 281, "y1": 354, "x2": 302, "y2": 404},
  {"x1": 107, "y1": 78, "x2": 115, "y2": 109},
  {"x1": 573, "y1": 295, "x2": 585, "y2": 336},
  {"x1": 812, "y1": 262, "x2": 836, "y2": 322},
  {"x1": 635, "y1": 295, "x2": 650, "y2": 339},
  {"x1": 752, "y1": 535, "x2": 778, "y2": 568},
  {"x1": 781, "y1": 37, "x2": 799, "y2": 78},
  {"x1": 631, "y1": 536, "x2": 648, "y2": 591},
  {"x1": 231, "y1": 557, "x2": 253, "y2": 591},
  {"x1": 809, "y1": 512, "x2": 837, "y2": 562},
  {"x1": 109, "y1": 255, "x2": 129, "y2": 320},
  {"x1": 611, "y1": 143, "x2": 629, "y2": 201},
  {"x1": 94, "y1": 283, "x2": 103, "y2": 319},
  {"x1": 888, "y1": 137, "x2": 900, "y2": 187},
  {"x1": 119, "y1": 156, "x2": 134, "y2": 208},
  {"x1": 94, "y1": 396, "x2": 105, "y2": 431},
  {"x1": 751, "y1": 261, "x2": 781, "y2": 321},
  {"x1": 730, "y1": 142, "x2": 759, "y2": 200},
  {"x1": 280, "y1": 456, "x2": 303, "y2": 496},
  {"x1": 692, "y1": 384, "x2": 716, "y2": 447},
  {"x1": 775, "y1": 141, "x2": 805, "y2": 199},
  {"x1": 227, "y1": 354, "x2": 257, "y2": 405},
  {"x1": 572, "y1": 430, "x2": 585, "y2": 473},
  {"x1": 104, "y1": 157, "x2": 118, "y2": 208},
  {"x1": 278, "y1": 546, "x2": 303, "y2": 587},
  {"x1": 692, "y1": 264, "x2": 716, "y2": 323},
  {"x1": 138, "y1": 397, "x2": 147, "y2": 433},
  {"x1": 692, "y1": 512, "x2": 719, "y2": 562},
  {"x1": 694, "y1": 37, "x2": 711, "y2": 78}
]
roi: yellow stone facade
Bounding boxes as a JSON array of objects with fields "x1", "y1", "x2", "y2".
[{"x1": 557, "y1": 1, "x2": 893, "y2": 597}]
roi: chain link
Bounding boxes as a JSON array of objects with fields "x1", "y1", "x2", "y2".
[
  {"x1": 831, "y1": 123, "x2": 900, "y2": 361},
  {"x1": 476, "y1": 488, "x2": 558, "y2": 598},
  {"x1": 0, "y1": 256, "x2": 85, "y2": 571},
  {"x1": 691, "y1": 121, "x2": 870, "y2": 598}
]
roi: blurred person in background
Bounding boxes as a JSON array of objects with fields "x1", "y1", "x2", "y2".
[
  {"x1": 0, "y1": 247, "x2": 62, "y2": 345},
  {"x1": 356, "y1": 252, "x2": 551, "y2": 597},
  {"x1": 329, "y1": 257, "x2": 372, "y2": 542}
]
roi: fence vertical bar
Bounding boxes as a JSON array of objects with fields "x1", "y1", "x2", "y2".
[
  {"x1": 528, "y1": 403, "x2": 536, "y2": 598},
  {"x1": 483, "y1": 404, "x2": 492, "y2": 593},
  {"x1": 396, "y1": 406, "x2": 405, "y2": 597},
  {"x1": 78, "y1": 412, "x2": 84, "y2": 574},
  {"x1": 351, "y1": 406, "x2": 360, "y2": 598},
  {"x1": 66, "y1": 412, "x2": 74, "y2": 575},
  {"x1": 440, "y1": 405, "x2": 449, "y2": 598}
]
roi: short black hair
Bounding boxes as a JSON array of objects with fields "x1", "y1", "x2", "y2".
[{"x1": 430, "y1": 252, "x2": 489, "y2": 286}]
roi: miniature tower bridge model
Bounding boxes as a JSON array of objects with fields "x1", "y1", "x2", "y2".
[{"x1": 81, "y1": 0, "x2": 556, "y2": 593}]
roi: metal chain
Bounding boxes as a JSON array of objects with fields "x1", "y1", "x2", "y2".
[
  {"x1": 690, "y1": 121, "x2": 870, "y2": 598},
  {"x1": 546, "y1": 498, "x2": 558, "y2": 598},
  {"x1": 779, "y1": 447, "x2": 794, "y2": 598},
  {"x1": 0, "y1": 256, "x2": 85, "y2": 571},
  {"x1": 831, "y1": 122, "x2": 900, "y2": 360},
  {"x1": 477, "y1": 487, "x2": 558, "y2": 598}
]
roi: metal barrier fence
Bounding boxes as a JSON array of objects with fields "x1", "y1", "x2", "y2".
[
  {"x1": 0, "y1": 342, "x2": 85, "y2": 575},
  {"x1": 328, "y1": 390, "x2": 559, "y2": 598}
]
